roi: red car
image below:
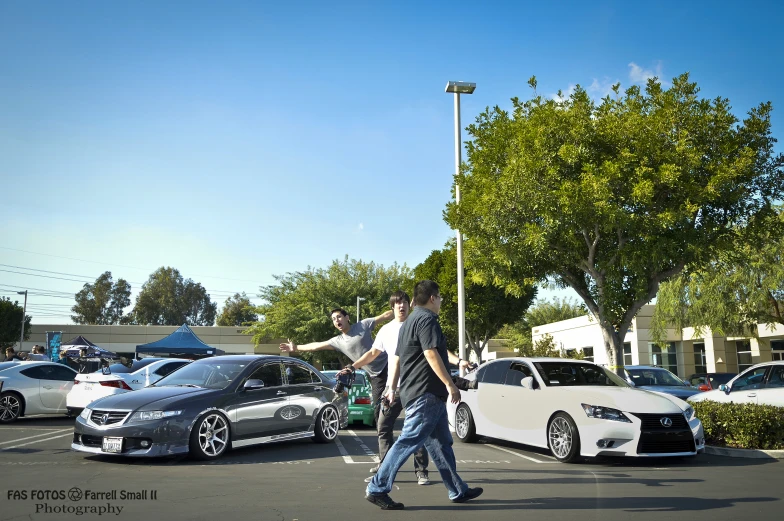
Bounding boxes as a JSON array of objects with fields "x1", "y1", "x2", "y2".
[{"x1": 688, "y1": 373, "x2": 737, "y2": 392}]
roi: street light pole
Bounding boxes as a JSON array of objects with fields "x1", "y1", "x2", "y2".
[
  {"x1": 445, "y1": 81, "x2": 476, "y2": 375},
  {"x1": 356, "y1": 296, "x2": 366, "y2": 323},
  {"x1": 17, "y1": 290, "x2": 27, "y2": 350}
]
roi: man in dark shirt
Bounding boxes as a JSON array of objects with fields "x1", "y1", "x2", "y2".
[{"x1": 365, "y1": 280, "x2": 482, "y2": 510}]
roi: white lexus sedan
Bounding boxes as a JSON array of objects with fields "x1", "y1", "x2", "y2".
[
  {"x1": 0, "y1": 361, "x2": 77, "y2": 423},
  {"x1": 449, "y1": 358, "x2": 705, "y2": 462},
  {"x1": 66, "y1": 357, "x2": 190, "y2": 416}
]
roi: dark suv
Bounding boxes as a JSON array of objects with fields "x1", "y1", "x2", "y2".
[{"x1": 688, "y1": 372, "x2": 737, "y2": 392}]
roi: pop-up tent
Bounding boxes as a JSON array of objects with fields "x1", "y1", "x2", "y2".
[
  {"x1": 136, "y1": 324, "x2": 224, "y2": 357},
  {"x1": 60, "y1": 335, "x2": 118, "y2": 359}
]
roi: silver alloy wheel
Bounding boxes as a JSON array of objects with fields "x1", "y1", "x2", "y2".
[
  {"x1": 197, "y1": 413, "x2": 229, "y2": 457},
  {"x1": 549, "y1": 416, "x2": 573, "y2": 458},
  {"x1": 0, "y1": 394, "x2": 21, "y2": 422},
  {"x1": 320, "y1": 406, "x2": 339, "y2": 440},
  {"x1": 455, "y1": 406, "x2": 470, "y2": 438}
]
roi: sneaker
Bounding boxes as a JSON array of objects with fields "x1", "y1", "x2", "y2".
[
  {"x1": 369, "y1": 465, "x2": 379, "y2": 474},
  {"x1": 416, "y1": 472, "x2": 431, "y2": 486},
  {"x1": 364, "y1": 476, "x2": 373, "y2": 483},
  {"x1": 451, "y1": 487, "x2": 484, "y2": 503},
  {"x1": 365, "y1": 493, "x2": 404, "y2": 510}
]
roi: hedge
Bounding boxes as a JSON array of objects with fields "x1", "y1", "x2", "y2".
[{"x1": 693, "y1": 401, "x2": 784, "y2": 450}]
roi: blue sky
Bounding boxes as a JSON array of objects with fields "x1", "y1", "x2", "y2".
[{"x1": 1, "y1": 0, "x2": 782, "y2": 324}]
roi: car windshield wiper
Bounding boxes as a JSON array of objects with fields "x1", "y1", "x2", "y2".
[{"x1": 161, "y1": 384, "x2": 202, "y2": 388}]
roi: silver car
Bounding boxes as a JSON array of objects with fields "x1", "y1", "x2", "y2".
[{"x1": 0, "y1": 361, "x2": 78, "y2": 423}]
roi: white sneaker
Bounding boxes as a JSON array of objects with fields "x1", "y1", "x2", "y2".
[
  {"x1": 364, "y1": 476, "x2": 373, "y2": 483},
  {"x1": 416, "y1": 472, "x2": 431, "y2": 486}
]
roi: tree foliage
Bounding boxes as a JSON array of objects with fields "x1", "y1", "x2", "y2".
[
  {"x1": 71, "y1": 271, "x2": 132, "y2": 325},
  {"x1": 0, "y1": 297, "x2": 32, "y2": 349},
  {"x1": 217, "y1": 292, "x2": 259, "y2": 327},
  {"x1": 413, "y1": 241, "x2": 536, "y2": 362},
  {"x1": 131, "y1": 267, "x2": 217, "y2": 326},
  {"x1": 652, "y1": 206, "x2": 784, "y2": 340},
  {"x1": 445, "y1": 73, "x2": 784, "y2": 372},
  {"x1": 500, "y1": 297, "x2": 587, "y2": 355},
  {"x1": 245, "y1": 256, "x2": 414, "y2": 367},
  {"x1": 519, "y1": 333, "x2": 586, "y2": 359}
]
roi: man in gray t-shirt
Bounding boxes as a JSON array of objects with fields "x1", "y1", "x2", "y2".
[{"x1": 280, "y1": 306, "x2": 394, "y2": 425}]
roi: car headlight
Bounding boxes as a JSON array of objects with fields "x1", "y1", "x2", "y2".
[
  {"x1": 129, "y1": 410, "x2": 183, "y2": 421},
  {"x1": 581, "y1": 404, "x2": 632, "y2": 423},
  {"x1": 683, "y1": 405, "x2": 695, "y2": 421},
  {"x1": 79, "y1": 408, "x2": 91, "y2": 420}
]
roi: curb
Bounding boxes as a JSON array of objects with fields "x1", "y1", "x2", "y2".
[{"x1": 705, "y1": 445, "x2": 784, "y2": 459}]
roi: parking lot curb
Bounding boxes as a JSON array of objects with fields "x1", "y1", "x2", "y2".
[{"x1": 706, "y1": 445, "x2": 784, "y2": 459}]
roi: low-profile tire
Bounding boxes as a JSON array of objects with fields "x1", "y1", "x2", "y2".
[
  {"x1": 455, "y1": 403, "x2": 478, "y2": 443},
  {"x1": 189, "y1": 412, "x2": 231, "y2": 460},
  {"x1": 548, "y1": 412, "x2": 581, "y2": 463},
  {"x1": 313, "y1": 405, "x2": 340, "y2": 443},
  {"x1": 0, "y1": 392, "x2": 23, "y2": 423}
]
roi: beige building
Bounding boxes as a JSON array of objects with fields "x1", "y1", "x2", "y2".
[
  {"x1": 21, "y1": 324, "x2": 283, "y2": 358},
  {"x1": 531, "y1": 305, "x2": 784, "y2": 378}
]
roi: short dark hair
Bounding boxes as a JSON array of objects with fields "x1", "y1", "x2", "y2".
[
  {"x1": 413, "y1": 280, "x2": 440, "y2": 306},
  {"x1": 5, "y1": 347, "x2": 15, "y2": 354},
  {"x1": 389, "y1": 290, "x2": 410, "y2": 309},
  {"x1": 330, "y1": 308, "x2": 349, "y2": 318}
]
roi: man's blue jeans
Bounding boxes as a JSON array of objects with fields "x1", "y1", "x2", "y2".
[{"x1": 366, "y1": 393, "x2": 469, "y2": 500}]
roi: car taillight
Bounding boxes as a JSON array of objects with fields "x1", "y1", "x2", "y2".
[
  {"x1": 99, "y1": 380, "x2": 133, "y2": 390},
  {"x1": 74, "y1": 380, "x2": 81, "y2": 385},
  {"x1": 354, "y1": 396, "x2": 372, "y2": 405},
  {"x1": 698, "y1": 384, "x2": 711, "y2": 392}
]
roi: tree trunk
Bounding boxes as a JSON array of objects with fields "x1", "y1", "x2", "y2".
[{"x1": 598, "y1": 321, "x2": 625, "y2": 377}]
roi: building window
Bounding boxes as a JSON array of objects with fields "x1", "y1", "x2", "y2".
[
  {"x1": 651, "y1": 342, "x2": 678, "y2": 375},
  {"x1": 623, "y1": 342, "x2": 633, "y2": 366},
  {"x1": 693, "y1": 343, "x2": 707, "y2": 374},
  {"x1": 772, "y1": 340, "x2": 784, "y2": 361},
  {"x1": 736, "y1": 340, "x2": 753, "y2": 372},
  {"x1": 582, "y1": 347, "x2": 594, "y2": 362}
]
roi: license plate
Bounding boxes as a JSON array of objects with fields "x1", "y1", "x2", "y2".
[
  {"x1": 83, "y1": 384, "x2": 93, "y2": 391},
  {"x1": 350, "y1": 411, "x2": 362, "y2": 415},
  {"x1": 102, "y1": 437, "x2": 123, "y2": 453}
]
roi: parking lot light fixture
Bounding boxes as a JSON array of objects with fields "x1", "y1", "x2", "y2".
[{"x1": 445, "y1": 80, "x2": 476, "y2": 375}]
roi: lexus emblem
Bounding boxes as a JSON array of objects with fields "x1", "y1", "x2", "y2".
[
  {"x1": 101, "y1": 414, "x2": 109, "y2": 425},
  {"x1": 660, "y1": 417, "x2": 673, "y2": 428}
]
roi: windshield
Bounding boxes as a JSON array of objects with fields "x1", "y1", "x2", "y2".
[
  {"x1": 534, "y1": 362, "x2": 630, "y2": 387},
  {"x1": 153, "y1": 360, "x2": 248, "y2": 390},
  {"x1": 96, "y1": 359, "x2": 162, "y2": 374},
  {"x1": 627, "y1": 368, "x2": 686, "y2": 386}
]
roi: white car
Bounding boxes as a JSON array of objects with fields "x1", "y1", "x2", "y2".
[
  {"x1": 449, "y1": 357, "x2": 705, "y2": 462},
  {"x1": 0, "y1": 361, "x2": 78, "y2": 422},
  {"x1": 687, "y1": 361, "x2": 784, "y2": 407},
  {"x1": 65, "y1": 357, "x2": 190, "y2": 415}
]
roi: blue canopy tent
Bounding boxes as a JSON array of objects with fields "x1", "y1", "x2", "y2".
[{"x1": 135, "y1": 324, "x2": 224, "y2": 358}]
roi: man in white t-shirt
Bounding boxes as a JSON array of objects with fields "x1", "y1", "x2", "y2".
[{"x1": 348, "y1": 291, "x2": 431, "y2": 485}]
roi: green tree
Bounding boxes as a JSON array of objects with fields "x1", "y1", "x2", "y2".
[
  {"x1": 445, "y1": 74, "x2": 784, "y2": 374},
  {"x1": 71, "y1": 271, "x2": 132, "y2": 325},
  {"x1": 217, "y1": 292, "x2": 259, "y2": 326},
  {"x1": 131, "y1": 267, "x2": 217, "y2": 326},
  {"x1": 245, "y1": 256, "x2": 413, "y2": 367},
  {"x1": 521, "y1": 333, "x2": 585, "y2": 359},
  {"x1": 652, "y1": 206, "x2": 784, "y2": 340},
  {"x1": 413, "y1": 242, "x2": 536, "y2": 362},
  {"x1": 0, "y1": 297, "x2": 32, "y2": 350},
  {"x1": 500, "y1": 297, "x2": 587, "y2": 355}
]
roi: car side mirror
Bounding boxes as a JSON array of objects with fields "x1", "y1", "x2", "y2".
[
  {"x1": 521, "y1": 376, "x2": 534, "y2": 390},
  {"x1": 244, "y1": 379, "x2": 265, "y2": 391},
  {"x1": 718, "y1": 384, "x2": 730, "y2": 394}
]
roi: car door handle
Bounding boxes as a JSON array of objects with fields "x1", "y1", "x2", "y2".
[
  {"x1": 43, "y1": 386, "x2": 54, "y2": 390},
  {"x1": 747, "y1": 393, "x2": 757, "y2": 397},
  {"x1": 276, "y1": 391, "x2": 287, "y2": 396}
]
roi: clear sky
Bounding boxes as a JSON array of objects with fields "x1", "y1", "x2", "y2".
[{"x1": 1, "y1": 0, "x2": 782, "y2": 324}]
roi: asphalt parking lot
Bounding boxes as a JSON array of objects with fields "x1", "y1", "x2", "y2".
[{"x1": 0, "y1": 415, "x2": 781, "y2": 521}]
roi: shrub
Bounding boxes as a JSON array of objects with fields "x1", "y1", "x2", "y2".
[{"x1": 693, "y1": 401, "x2": 784, "y2": 450}]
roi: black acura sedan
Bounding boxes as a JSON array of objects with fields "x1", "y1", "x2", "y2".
[{"x1": 71, "y1": 355, "x2": 348, "y2": 459}]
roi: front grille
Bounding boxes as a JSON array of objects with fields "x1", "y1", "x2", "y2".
[
  {"x1": 89, "y1": 410, "x2": 130, "y2": 426},
  {"x1": 637, "y1": 432, "x2": 696, "y2": 453},
  {"x1": 631, "y1": 412, "x2": 688, "y2": 429},
  {"x1": 78, "y1": 434, "x2": 103, "y2": 448}
]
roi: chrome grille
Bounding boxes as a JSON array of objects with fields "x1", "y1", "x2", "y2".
[{"x1": 89, "y1": 410, "x2": 130, "y2": 426}]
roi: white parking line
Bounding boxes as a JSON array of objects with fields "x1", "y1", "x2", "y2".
[
  {"x1": 0, "y1": 428, "x2": 73, "y2": 446},
  {"x1": 335, "y1": 432, "x2": 380, "y2": 465},
  {"x1": 347, "y1": 429, "x2": 379, "y2": 461},
  {"x1": 0, "y1": 433, "x2": 72, "y2": 452},
  {"x1": 485, "y1": 443, "x2": 555, "y2": 463}
]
